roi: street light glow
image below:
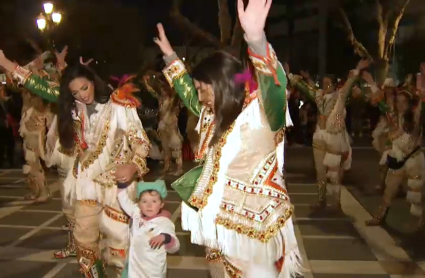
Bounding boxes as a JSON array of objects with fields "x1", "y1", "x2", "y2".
[
  {"x1": 37, "y1": 15, "x2": 47, "y2": 30},
  {"x1": 43, "y1": 2, "x2": 54, "y2": 14},
  {"x1": 52, "y1": 12, "x2": 62, "y2": 23}
]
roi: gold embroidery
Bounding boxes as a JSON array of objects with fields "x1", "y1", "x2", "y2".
[
  {"x1": 189, "y1": 124, "x2": 235, "y2": 209},
  {"x1": 80, "y1": 120, "x2": 110, "y2": 171},
  {"x1": 205, "y1": 249, "x2": 242, "y2": 278},
  {"x1": 132, "y1": 154, "x2": 149, "y2": 177},
  {"x1": 274, "y1": 128, "x2": 285, "y2": 146},
  {"x1": 12, "y1": 66, "x2": 32, "y2": 85},
  {"x1": 215, "y1": 206, "x2": 293, "y2": 243},
  {"x1": 163, "y1": 59, "x2": 187, "y2": 87},
  {"x1": 249, "y1": 44, "x2": 278, "y2": 76},
  {"x1": 104, "y1": 206, "x2": 130, "y2": 224},
  {"x1": 79, "y1": 200, "x2": 98, "y2": 206}
]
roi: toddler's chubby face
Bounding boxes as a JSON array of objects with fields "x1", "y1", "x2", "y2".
[{"x1": 138, "y1": 190, "x2": 164, "y2": 217}]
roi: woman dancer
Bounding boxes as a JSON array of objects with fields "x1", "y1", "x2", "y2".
[
  {"x1": 362, "y1": 71, "x2": 424, "y2": 231},
  {"x1": 286, "y1": 60, "x2": 370, "y2": 210},
  {"x1": 155, "y1": 0, "x2": 301, "y2": 276},
  {"x1": 0, "y1": 52, "x2": 150, "y2": 277}
]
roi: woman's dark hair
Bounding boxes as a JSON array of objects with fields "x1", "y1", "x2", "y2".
[
  {"x1": 58, "y1": 64, "x2": 112, "y2": 149},
  {"x1": 398, "y1": 90, "x2": 419, "y2": 134},
  {"x1": 192, "y1": 51, "x2": 245, "y2": 147}
]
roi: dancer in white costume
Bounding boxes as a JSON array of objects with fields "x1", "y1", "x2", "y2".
[
  {"x1": 0, "y1": 52, "x2": 150, "y2": 277},
  {"x1": 155, "y1": 0, "x2": 301, "y2": 276}
]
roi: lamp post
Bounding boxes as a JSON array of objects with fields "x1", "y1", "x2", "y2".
[{"x1": 36, "y1": 2, "x2": 62, "y2": 48}]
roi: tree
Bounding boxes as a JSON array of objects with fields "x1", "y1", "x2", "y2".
[
  {"x1": 170, "y1": 0, "x2": 244, "y2": 53},
  {"x1": 335, "y1": 0, "x2": 411, "y2": 84}
]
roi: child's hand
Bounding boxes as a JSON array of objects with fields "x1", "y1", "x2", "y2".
[{"x1": 149, "y1": 234, "x2": 165, "y2": 249}]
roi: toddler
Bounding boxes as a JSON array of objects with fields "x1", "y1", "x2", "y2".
[{"x1": 118, "y1": 180, "x2": 180, "y2": 278}]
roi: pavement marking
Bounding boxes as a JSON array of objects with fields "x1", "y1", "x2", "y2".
[
  {"x1": 20, "y1": 209, "x2": 62, "y2": 213},
  {"x1": 8, "y1": 213, "x2": 63, "y2": 247},
  {"x1": 302, "y1": 235, "x2": 357, "y2": 240},
  {"x1": 42, "y1": 262, "x2": 68, "y2": 278},
  {"x1": 295, "y1": 217, "x2": 349, "y2": 221},
  {"x1": 0, "y1": 224, "x2": 63, "y2": 230},
  {"x1": 288, "y1": 183, "x2": 316, "y2": 186},
  {"x1": 340, "y1": 186, "x2": 412, "y2": 262},
  {"x1": 0, "y1": 196, "x2": 62, "y2": 201},
  {"x1": 171, "y1": 204, "x2": 182, "y2": 223},
  {"x1": 0, "y1": 170, "x2": 13, "y2": 177},
  {"x1": 309, "y1": 260, "x2": 386, "y2": 274},
  {"x1": 293, "y1": 215, "x2": 314, "y2": 278}
]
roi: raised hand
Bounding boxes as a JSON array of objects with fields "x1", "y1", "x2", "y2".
[
  {"x1": 237, "y1": 0, "x2": 272, "y2": 41},
  {"x1": 80, "y1": 57, "x2": 94, "y2": 66},
  {"x1": 283, "y1": 62, "x2": 290, "y2": 74},
  {"x1": 0, "y1": 50, "x2": 17, "y2": 72},
  {"x1": 361, "y1": 71, "x2": 374, "y2": 85},
  {"x1": 54, "y1": 46, "x2": 68, "y2": 69},
  {"x1": 356, "y1": 59, "x2": 372, "y2": 70},
  {"x1": 154, "y1": 23, "x2": 174, "y2": 57},
  {"x1": 32, "y1": 55, "x2": 44, "y2": 70},
  {"x1": 300, "y1": 70, "x2": 310, "y2": 80}
]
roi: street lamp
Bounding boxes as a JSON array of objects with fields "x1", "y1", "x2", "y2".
[
  {"x1": 43, "y1": 2, "x2": 54, "y2": 14},
  {"x1": 36, "y1": 2, "x2": 62, "y2": 48},
  {"x1": 36, "y1": 2, "x2": 62, "y2": 32}
]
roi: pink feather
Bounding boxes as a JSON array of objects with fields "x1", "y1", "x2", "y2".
[{"x1": 234, "y1": 69, "x2": 258, "y2": 94}]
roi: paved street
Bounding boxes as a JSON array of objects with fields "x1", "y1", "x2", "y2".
[{"x1": 0, "y1": 143, "x2": 424, "y2": 277}]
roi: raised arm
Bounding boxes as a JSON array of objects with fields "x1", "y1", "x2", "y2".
[
  {"x1": 287, "y1": 70, "x2": 318, "y2": 102},
  {"x1": 13, "y1": 66, "x2": 59, "y2": 103},
  {"x1": 246, "y1": 35, "x2": 287, "y2": 131},
  {"x1": 117, "y1": 188, "x2": 139, "y2": 217},
  {"x1": 0, "y1": 49, "x2": 67, "y2": 103},
  {"x1": 154, "y1": 24, "x2": 202, "y2": 117},
  {"x1": 339, "y1": 59, "x2": 370, "y2": 101}
]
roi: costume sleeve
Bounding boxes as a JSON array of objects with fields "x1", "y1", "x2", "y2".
[
  {"x1": 111, "y1": 85, "x2": 151, "y2": 177},
  {"x1": 340, "y1": 70, "x2": 360, "y2": 100},
  {"x1": 162, "y1": 58, "x2": 202, "y2": 117},
  {"x1": 12, "y1": 66, "x2": 59, "y2": 103},
  {"x1": 247, "y1": 34, "x2": 287, "y2": 132},
  {"x1": 287, "y1": 74, "x2": 317, "y2": 102},
  {"x1": 117, "y1": 189, "x2": 139, "y2": 217},
  {"x1": 159, "y1": 218, "x2": 180, "y2": 254}
]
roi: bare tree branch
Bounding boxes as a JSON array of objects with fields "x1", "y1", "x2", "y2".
[
  {"x1": 218, "y1": 0, "x2": 232, "y2": 45},
  {"x1": 375, "y1": 0, "x2": 384, "y2": 26},
  {"x1": 375, "y1": 0, "x2": 387, "y2": 57},
  {"x1": 384, "y1": 0, "x2": 411, "y2": 58},
  {"x1": 337, "y1": 8, "x2": 372, "y2": 59},
  {"x1": 171, "y1": 0, "x2": 221, "y2": 48}
]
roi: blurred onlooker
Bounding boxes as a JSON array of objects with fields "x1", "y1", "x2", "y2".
[
  {"x1": 0, "y1": 84, "x2": 16, "y2": 168},
  {"x1": 287, "y1": 87, "x2": 303, "y2": 146}
]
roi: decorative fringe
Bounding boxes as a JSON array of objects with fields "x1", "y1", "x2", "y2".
[
  {"x1": 276, "y1": 140, "x2": 285, "y2": 176},
  {"x1": 239, "y1": 99, "x2": 264, "y2": 130},
  {"x1": 285, "y1": 98, "x2": 293, "y2": 128},
  {"x1": 181, "y1": 201, "x2": 204, "y2": 244},
  {"x1": 410, "y1": 204, "x2": 423, "y2": 216},
  {"x1": 148, "y1": 142, "x2": 163, "y2": 160},
  {"x1": 213, "y1": 217, "x2": 302, "y2": 277},
  {"x1": 323, "y1": 153, "x2": 341, "y2": 169},
  {"x1": 25, "y1": 150, "x2": 37, "y2": 163},
  {"x1": 22, "y1": 165, "x2": 31, "y2": 174},
  {"x1": 379, "y1": 150, "x2": 390, "y2": 165}
]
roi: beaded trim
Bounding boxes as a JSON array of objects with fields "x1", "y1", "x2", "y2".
[
  {"x1": 12, "y1": 66, "x2": 32, "y2": 84},
  {"x1": 189, "y1": 123, "x2": 235, "y2": 209},
  {"x1": 104, "y1": 206, "x2": 130, "y2": 224},
  {"x1": 215, "y1": 205, "x2": 293, "y2": 243},
  {"x1": 163, "y1": 59, "x2": 187, "y2": 88},
  {"x1": 226, "y1": 178, "x2": 289, "y2": 200},
  {"x1": 220, "y1": 200, "x2": 282, "y2": 223}
]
